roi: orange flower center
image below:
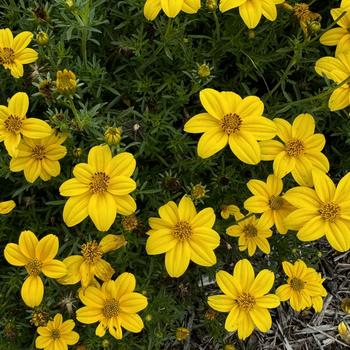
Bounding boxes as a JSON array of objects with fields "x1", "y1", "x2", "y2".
[
  {"x1": 89, "y1": 172, "x2": 110, "y2": 194},
  {"x1": 236, "y1": 292, "x2": 256, "y2": 311},
  {"x1": 221, "y1": 113, "x2": 241, "y2": 134},
  {"x1": 285, "y1": 139, "x2": 304, "y2": 157},
  {"x1": 243, "y1": 224, "x2": 258, "y2": 237},
  {"x1": 81, "y1": 241, "x2": 103, "y2": 263},
  {"x1": 50, "y1": 329, "x2": 60, "y2": 340},
  {"x1": 319, "y1": 202, "x2": 340, "y2": 222},
  {"x1": 103, "y1": 299, "x2": 119, "y2": 318},
  {"x1": 0, "y1": 47, "x2": 15, "y2": 65},
  {"x1": 4, "y1": 115, "x2": 23, "y2": 133},
  {"x1": 32, "y1": 145, "x2": 46, "y2": 160},
  {"x1": 289, "y1": 277, "x2": 305, "y2": 291},
  {"x1": 269, "y1": 195, "x2": 285, "y2": 210},
  {"x1": 173, "y1": 221, "x2": 192, "y2": 241},
  {"x1": 25, "y1": 258, "x2": 43, "y2": 276}
]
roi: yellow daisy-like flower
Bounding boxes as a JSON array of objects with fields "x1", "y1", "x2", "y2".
[
  {"x1": 55, "y1": 69, "x2": 77, "y2": 95},
  {"x1": 146, "y1": 196, "x2": 220, "y2": 278},
  {"x1": 208, "y1": 259, "x2": 280, "y2": 340},
  {"x1": 244, "y1": 174, "x2": 294, "y2": 234},
  {"x1": 0, "y1": 92, "x2": 52, "y2": 157},
  {"x1": 220, "y1": 204, "x2": 240, "y2": 220},
  {"x1": 9, "y1": 133, "x2": 67, "y2": 183},
  {"x1": 58, "y1": 234, "x2": 126, "y2": 288},
  {"x1": 184, "y1": 88, "x2": 276, "y2": 164},
  {"x1": 219, "y1": 0, "x2": 284, "y2": 29},
  {"x1": 0, "y1": 28, "x2": 38, "y2": 78},
  {"x1": 35, "y1": 313, "x2": 79, "y2": 350},
  {"x1": 226, "y1": 213, "x2": 272, "y2": 256},
  {"x1": 4, "y1": 230, "x2": 67, "y2": 308},
  {"x1": 260, "y1": 114, "x2": 329, "y2": 187},
  {"x1": 320, "y1": 6, "x2": 350, "y2": 56},
  {"x1": 76, "y1": 272, "x2": 148, "y2": 340},
  {"x1": 315, "y1": 53, "x2": 350, "y2": 111},
  {"x1": 276, "y1": 260, "x2": 327, "y2": 312},
  {"x1": 59, "y1": 145, "x2": 137, "y2": 232},
  {"x1": 284, "y1": 169, "x2": 350, "y2": 252},
  {"x1": 144, "y1": 0, "x2": 201, "y2": 20},
  {"x1": 0, "y1": 199, "x2": 15, "y2": 214}
]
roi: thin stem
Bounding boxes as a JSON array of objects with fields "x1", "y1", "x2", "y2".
[
  {"x1": 213, "y1": 11, "x2": 220, "y2": 41},
  {"x1": 67, "y1": 97, "x2": 83, "y2": 131}
]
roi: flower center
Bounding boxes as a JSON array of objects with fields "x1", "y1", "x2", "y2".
[
  {"x1": 243, "y1": 224, "x2": 258, "y2": 237},
  {"x1": 103, "y1": 299, "x2": 119, "y2": 318},
  {"x1": 89, "y1": 172, "x2": 110, "y2": 194},
  {"x1": 4, "y1": 115, "x2": 23, "y2": 133},
  {"x1": 25, "y1": 258, "x2": 43, "y2": 276},
  {"x1": 236, "y1": 292, "x2": 256, "y2": 311},
  {"x1": 319, "y1": 202, "x2": 340, "y2": 222},
  {"x1": 31, "y1": 145, "x2": 46, "y2": 160},
  {"x1": 173, "y1": 221, "x2": 192, "y2": 241},
  {"x1": 285, "y1": 139, "x2": 304, "y2": 157},
  {"x1": 0, "y1": 47, "x2": 15, "y2": 65},
  {"x1": 289, "y1": 277, "x2": 305, "y2": 291},
  {"x1": 81, "y1": 241, "x2": 103, "y2": 263},
  {"x1": 221, "y1": 113, "x2": 241, "y2": 134},
  {"x1": 50, "y1": 329, "x2": 60, "y2": 340},
  {"x1": 269, "y1": 195, "x2": 285, "y2": 210}
]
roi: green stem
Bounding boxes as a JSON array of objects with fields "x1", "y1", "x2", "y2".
[
  {"x1": 81, "y1": 29, "x2": 88, "y2": 66},
  {"x1": 213, "y1": 11, "x2": 220, "y2": 41},
  {"x1": 68, "y1": 97, "x2": 83, "y2": 130}
]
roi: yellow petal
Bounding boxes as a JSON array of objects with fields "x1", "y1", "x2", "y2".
[
  {"x1": 261, "y1": 0, "x2": 277, "y2": 21},
  {"x1": 259, "y1": 140, "x2": 284, "y2": 160},
  {"x1": 190, "y1": 208, "x2": 215, "y2": 228},
  {"x1": 108, "y1": 176, "x2": 136, "y2": 196},
  {"x1": 275, "y1": 284, "x2": 291, "y2": 301},
  {"x1": 178, "y1": 195, "x2": 196, "y2": 221},
  {"x1": 199, "y1": 88, "x2": 225, "y2": 120},
  {"x1": 42, "y1": 260, "x2": 67, "y2": 278},
  {"x1": 144, "y1": 0, "x2": 161, "y2": 20},
  {"x1": 219, "y1": 0, "x2": 246, "y2": 13},
  {"x1": 184, "y1": 113, "x2": 219, "y2": 133},
  {"x1": 312, "y1": 169, "x2": 336, "y2": 202},
  {"x1": 0, "y1": 200, "x2": 16, "y2": 214},
  {"x1": 297, "y1": 216, "x2": 325, "y2": 242},
  {"x1": 237, "y1": 311, "x2": 254, "y2": 340},
  {"x1": 72, "y1": 163, "x2": 94, "y2": 184},
  {"x1": 36, "y1": 234, "x2": 59, "y2": 263},
  {"x1": 274, "y1": 117, "x2": 292, "y2": 143},
  {"x1": 94, "y1": 259, "x2": 115, "y2": 281},
  {"x1": 114, "y1": 195, "x2": 137, "y2": 216},
  {"x1": 244, "y1": 195, "x2": 269, "y2": 213},
  {"x1": 57, "y1": 255, "x2": 83, "y2": 285},
  {"x1": 21, "y1": 275, "x2": 44, "y2": 308},
  {"x1": 229, "y1": 132, "x2": 260, "y2": 164},
  {"x1": 4, "y1": 243, "x2": 29, "y2": 266},
  {"x1": 326, "y1": 220, "x2": 350, "y2": 252},
  {"x1": 165, "y1": 241, "x2": 191, "y2": 277},
  {"x1": 160, "y1": 0, "x2": 183, "y2": 17},
  {"x1": 239, "y1": 0, "x2": 262, "y2": 29},
  {"x1": 328, "y1": 87, "x2": 350, "y2": 111},
  {"x1": 249, "y1": 270, "x2": 274, "y2": 296},
  {"x1": 224, "y1": 304, "x2": 240, "y2": 331},
  {"x1": 158, "y1": 201, "x2": 179, "y2": 225},
  {"x1": 273, "y1": 151, "x2": 295, "y2": 178},
  {"x1": 62, "y1": 331, "x2": 79, "y2": 345},
  {"x1": 237, "y1": 96, "x2": 264, "y2": 118},
  {"x1": 59, "y1": 178, "x2": 89, "y2": 196},
  {"x1": 284, "y1": 208, "x2": 318, "y2": 230},
  {"x1": 15, "y1": 47, "x2": 38, "y2": 63},
  {"x1": 88, "y1": 145, "x2": 112, "y2": 172},
  {"x1": 255, "y1": 294, "x2": 280, "y2": 308},
  {"x1": 63, "y1": 193, "x2": 90, "y2": 227},
  {"x1": 79, "y1": 286, "x2": 105, "y2": 308},
  {"x1": 216, "y1": 270, "x2": 241, "y2": 298},
  {"x1": 233, "y1": 259, "x2": 255, "y2": 290},
  {"x1": 182, "y1": 0, "x2": 201, "y2": 13},
  {"x1": 0, "y1": 28, "x2": 13, "y2": 47},
  {"x1": 115, "y1": 272, "x2": 136, "y2": 298},
  {"x1": 21, "y1": 118, "x2": 52, "y2": 138},
  {"x1": 88, "y1": 193, "x2": 117, "y2": 231},
  {"x1": 249, "y1": 307, "x2": 272, "y2": 332},
  {"x1": 8, "y1": 92, "x2": 28, "y2": 118},
  {"x1": 99, "y1": 234, "x2": 126, "y2": 253},
  {"x1": 283, "y1": 186, "x2": 320, "y2": 209},
  {"x1": 35, "y1": 335, "x2": 52, "y2": 349},
  {"x1": 197, "y1": 128, "x2": 228, "y2": 159},
  {"x1": 207, "y1": 295, "x2": 235, "y2": 312},
  {"x1": 191, "y1": 227, "x2": 220, "y2": 248},
  {"x1": 189, "y1": 239, "x2": 217, "y2": 266},
  {"x1": 291, "y1": 156, "x2": 314, "y2": 187},
  {"x1": 19, "y1": 230, "x2": 38, "y2": 259},
  {"x1": 320, "y1": 28, "x2": 348, "y2": 46},
  {"x1": 105, "y1": 152, "x2": 136, "y2": 178},
  {"x1": 119, "y1": 292, "x2": 148, "y2": 313},
  {"x1": 13, "y1": 31, "x2": 32, "y2": 52},
  {"x1": 119, "y1": 313, "x2": 144, "y2": 333},
  {"x1": 334, "y1": 172, "x2": 350, "y2": 204},
  {"x1": 243, "y1": 116, "x2": 276, "y2": 140},
  {"x1": 146, "y1": 229, "x2": 177, "y2": 254},
  {"x1": 76, "y1": 306, "x2": 102, "y2": 324}
]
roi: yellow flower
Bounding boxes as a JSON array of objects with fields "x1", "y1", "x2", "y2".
[
  {"x1": 104, "y1": 127, "x2": 122, "y2": 145},
  {"x1": 36, "y1": 32, "x2": 49, "y2": 46},
  {"x1": 226, "y1": 213, "x2": 272, "y2": 256},
  {"x1": 56, "y1": 69, "x2": 77, "y2": 95},
  {"x1": 208, "y1": 259, "x2": 280, "y2": 340},
  {"x1": 58, "y1": 234, "x2": 126, "y2": 288},
  {"x1": 244, "y1": 174, "x2": 295, "y2": 234},
  {"x1": 146, "y1": 196, "x2": 220, "y2": 277},
  {"x1": 0, "y1": 92, "x2": 52, "y2": 156},
  {"x1": 284, "y1": 169, "x2": 350, "y2": 252},
  {"x1": 219, "y1": 0, "x2": 284, "y2": 29},
  {"x1": 175, "y1": 327, "x2": 190, "y2": 341},
  {"x1": 0, "y1": 28, "x2": 38, "y2": 78},
  {"x1": 276, "y1": 260, "x2": 327, "y2": 312},
  {"x1": 339, "y1": 321, "x2": 349, "y2": 337},
  {"x1": 35, "y1": 313, "x2": 79, "y2": 350},
  {"x1": 220, "y1": 204, "x2": 240, "y2": 219},
  {"x1": 197, "y1": 63, "x2": 211, "y2": 79},
  {"x1": 144, "y1": 0, "x2": 201, "y2": 20},
  {"x1": 10, "y1": 133, "x2": 67, "y2": 183},
  {"x1": 59, "y1": 145, "x2": 137, "y2": 232},
  {"x1": 260, "y1": 114, "x2": 329, "y2": 187},
  {"x1": 184, "y1": 88, "x2": 276, "y2": 163},
  {"x1": 4, "y1": 230, "x2": 67, "y2": 308},
  {"x1": 76, "y1": 272, "x2": 148, "y2": 339},
  {"x1": 320, "y1": 6, "x2": 350, "y2": 55},
  {"x1": 0, "y1": 200, "x2": 15, "y2": 214},
  {"x1": 315, "y1": 53, "x2": 350, "y2": 111}
]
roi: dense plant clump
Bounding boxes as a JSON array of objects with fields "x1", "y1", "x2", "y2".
[{"x1": 1, "y1": 0, "x2": 350, "y2": 349}]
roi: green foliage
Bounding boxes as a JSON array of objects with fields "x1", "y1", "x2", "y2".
[{"x1": 0, "y1": 0, "x2": 346, "y2": 349}]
